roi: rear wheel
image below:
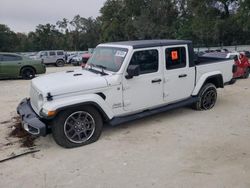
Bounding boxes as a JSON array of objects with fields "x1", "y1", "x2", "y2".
[
  {"x1": 52, "y1": 106, "x2": 103, "y2": 148},
  {"x1": 229, "y1": 78, "x2": 236, "y2": 85},
  {"x1": 243, "y1": 68, "x2": 249, "y2": 79},
  {"x1": 192, "y1": 83, "x2": 217, "y2": 111},
  {"x1": 21, "y1": 67, "x2": 35, "y2": 80},
  {"x1": 56, "y1": 60, "x2": 65, "y2": 67}
]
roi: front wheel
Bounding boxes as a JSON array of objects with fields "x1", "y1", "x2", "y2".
[
  {"x1": 52, "y1": 106, "x2": 103, "y2": 148},
  {"x1": 192, "y1": 83, "x2": 217, "y2": 111}
]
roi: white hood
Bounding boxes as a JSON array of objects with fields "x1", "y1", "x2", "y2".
[{"x1": 32, "y1": 69, "x2": 108, "y2": 96}]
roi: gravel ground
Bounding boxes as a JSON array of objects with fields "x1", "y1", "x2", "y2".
[{"x1": 0, "y1": 66, "x2": 250, "y2": 188}]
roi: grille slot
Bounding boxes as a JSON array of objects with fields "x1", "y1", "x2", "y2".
[{"x1": 30, "y1": 86, "x2": 39, "y2": 111}]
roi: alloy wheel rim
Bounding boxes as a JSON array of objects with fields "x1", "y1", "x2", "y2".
[
  {"x1": 202, "y1": 89, "x2": 217, "y2": 110},
  {"x1": 64, "y1": 111, "x2": 95, "y2": 144}
]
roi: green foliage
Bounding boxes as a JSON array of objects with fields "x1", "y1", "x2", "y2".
[
  {"x1": 0, "y1": 0, "x2": 249, "y2": 52},
  {"x1": 0, "y1": 24, "x2": 18, "y2": 52}
]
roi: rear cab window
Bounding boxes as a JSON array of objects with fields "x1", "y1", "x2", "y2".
[
  {"x1": 165, "y1": 47, "x2": 186, "y2": 70},
  {"x1": 129, "y1": 49, "x2": 159, "y2": 74},
  {"x1": 40, "y1": 52, "x2": 48, "y2": 57}
]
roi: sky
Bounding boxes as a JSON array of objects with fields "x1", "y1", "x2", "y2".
[{"x1": 0, "y1": 0, "x2": 106, "y2": 33}]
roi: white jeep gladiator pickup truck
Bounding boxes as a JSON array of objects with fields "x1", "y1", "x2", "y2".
[{"x1": 17, "y1": 40, "x2": 236, "y2": 148}]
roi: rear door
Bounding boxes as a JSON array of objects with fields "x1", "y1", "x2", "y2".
[
  {"x1": 163, "y1": 45, "x2": 195, "y2": 103},
  {"x1": 57, "y1": 51, "x2": 65, "y2": 61},
  {"x1": 0, "y1": 54, "x2": 23, "y2": 77},
  {"x1": 49, "y1": 51, "x2": 57, "y2": 63}
]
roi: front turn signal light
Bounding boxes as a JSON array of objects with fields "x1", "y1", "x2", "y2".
[{"x1": 47, "y1": 111, "x2": 56, "y2": 117}]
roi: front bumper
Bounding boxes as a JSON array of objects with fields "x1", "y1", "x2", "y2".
[{"x1": 17, "y1": 98, "x2": 47, "y2": 136}]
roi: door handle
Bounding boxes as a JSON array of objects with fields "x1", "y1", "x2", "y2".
[
  {"x1": 152, "y1": 79, "x2": 162, "y2": 83},
  {"x1": 179, "y1": 74, "x2": 187, "y2": 78}
]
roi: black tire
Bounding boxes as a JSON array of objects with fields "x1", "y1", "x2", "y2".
[
  {"x1": 229, "y1": 78, "x2": 236, "y2": 85},
  {"x1": 56, "y1": 60, "x2": 65, "y2": 67},
  {"x1": 52, "y1": 106, "x2": 103, "y2": 148},
  {"x1": 192, "y1": 83, "x2": 217, "y2": 111},
  {"x1": 243, "y1": 68, "x2": 249, "y2": 79},
  {"x1": 21, "y1": 67, "x2": 35, "y2": 80}
]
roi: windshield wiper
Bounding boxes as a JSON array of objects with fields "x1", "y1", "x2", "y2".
[
  {"x1": 95, "y1": 65, "x2": 107, "y2": 75},
  {"x1": 86, "y1": 63, "x2": 108, "y2": 75}
]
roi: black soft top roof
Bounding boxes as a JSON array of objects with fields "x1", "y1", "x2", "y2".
[{"x1": 104, "y1": 39, "x2": 192, "y2": 49}]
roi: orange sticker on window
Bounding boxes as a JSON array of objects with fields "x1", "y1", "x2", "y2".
[{"x1": 171, "y1": 51, "x2": 178, "y2": 60}]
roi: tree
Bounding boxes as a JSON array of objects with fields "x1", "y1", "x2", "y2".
[
  {"x1": 0, "y1": 24, "x2": 18, "y2": 51},
  {"x1": 0, "y1": 0, "x2": 249, "y2": 52},
  {"x1": 33, "y1": 23, "x2": 63, "y2": 50}
]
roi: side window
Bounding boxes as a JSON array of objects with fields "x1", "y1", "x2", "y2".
[
  {"x1": 2, "y1": 54, "x2": 22, "y2": 61},
  {"x1": 129, "y1": 49, "x2": 158, "y2": 74},
  {"x1": 49, "y1": 51, "x2": 56, "y2": 56},
  {"x1": 166, "y1": 47, "x2": 186, "y2": 70},
  {"x1": 41, "y1": 52, "x2": 48, "y2": 57},
  {"x1": 57, "y1": 51, "x2": 64, "y2": 56},
  {"x1": 0, "y1": 55, "x2": 2, "y2": 61}
]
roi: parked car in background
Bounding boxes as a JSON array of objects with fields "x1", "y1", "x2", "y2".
[
  {"x1": 82, "y1": 52, "x2": 92, "y2": 63},
  {"x1": 233, "y1": 53, "x2": 250, "y2": 79},
  {"x1": 35, "y1": 50, "x2": 66, "y2": 67},
  {"x1": 242, "y1": 51, "x2": 250, "y2": 58},
  {"x1": 73, "y1": 50, "x2": 95, "y2": 67},
  {"x1": 0, "y1": 52, "x2": 46, "y2": 79},
  {"x1": 71, "y1": 56, "x2": 83, "y2": 66},
  {"x1": 67, "y1": 51, "x2": 87, "y2": 64},
  {"x1": 81, "y1": 48, "x2": 95, "y2": 64}
]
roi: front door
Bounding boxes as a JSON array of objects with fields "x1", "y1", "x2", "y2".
[
  {"x1": 163, "y1": 45, "x2": 195, "y2": 103},
  {"x1": 41, "y1": 52, "x2": 49, "y2": 64},
  {"x1": 122, "y1": 48, "x2": 164, "y2": 112}
]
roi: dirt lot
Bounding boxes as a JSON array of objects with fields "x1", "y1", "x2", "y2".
[{"x1": 0, "y1": 66, "x2": 250, "y2": 188}]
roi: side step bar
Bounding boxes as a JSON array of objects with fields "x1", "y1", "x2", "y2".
[{"x1": 109, "y1": 97, "x2": 199, "y2": 126}]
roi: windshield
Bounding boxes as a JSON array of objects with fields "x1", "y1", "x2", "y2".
[{"x1": 87, "y1": 47, "x2": 128, "y2": 72}]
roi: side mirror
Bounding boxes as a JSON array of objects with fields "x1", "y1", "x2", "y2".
[{"x1": 125, "y1": 65, "x2": 140, "y2": 79}]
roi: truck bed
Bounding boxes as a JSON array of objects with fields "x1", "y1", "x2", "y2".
[{"x1": 195, "y1": 56, "x2": 234, "y2": 84}]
